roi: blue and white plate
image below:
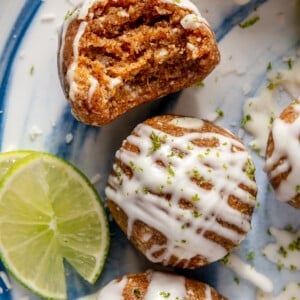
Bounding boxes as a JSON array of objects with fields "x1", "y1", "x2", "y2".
[{"x1": 0, "y1": 0, "x2": 299, "y2": 299}]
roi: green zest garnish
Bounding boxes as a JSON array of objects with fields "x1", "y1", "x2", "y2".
[
  {"x1": 241, "y1": 114, "x2": 252, "y2": 126},
  {"x1": 167, "y1": 164, "x2": 175, "y2": 177},
  {"x1": 267, "y1": 81, "x2": 276, "y2": 90},
  {"x1": 129, "y1": 161, "x2": 143, "y2": 172},
  {"x1": 287, "y1": 58, "x2": 293, "y2": 70},
  {"x1": 216, "y1": 109, "x2": 224, "y2": 117},
  {"x1": 288, "y1": 237, "x2": 300, "y2": 251},
  {"x1": 30, "y1": 65, "x2": 35, "y2": 75},
  {"x1": 64, "y1": 10, "x2": 74, "y2": 20},
  {"x1": 247, "y1": 251, "x2": 255, "y2": 262},
  {"x1": 159, "y1": 291, "x2": 171, "y2": 298},
  {"x1": 234, "y1": 277, "x2": 240, "y2": 285},
  {"x1": 278, "y1": 246, "x2": 287, "y2": 258},
  {"x1": 239, "y1": 16, "x2": 260, "y2": 28},
  {"x1": 245, "y1": 159, "x2": 255, "y2": 179},
  {"x1": 277, "y1": 262, "x2": 284, "y2": 271},
  {"x1": 192, "y1": 210, "x2": 202, "y2": 218},
  {"x1": 191, "y1": 194, "x2": 200, "y2": 201},
  {"x1": 295, "y1": 185, "x2": 300, "y2": 193},
  {"x1": 267, "y1": 62, "x2": 272, "y2": 71},
  {"x1": 133, "y1": 289, "x2": 141, "y2": 297},
  {"x1": 196, "y1": 82, "x2": 205, "y2": 87},
  {"x1": 219, "y1": 253, "x2": 230, "y2": 265},
  {"x1": 284, "y1": 224, "x2": 294, "y2": 233},
  {"x1": 150, "y1": 131, "x2": 162, "y2": 152}
]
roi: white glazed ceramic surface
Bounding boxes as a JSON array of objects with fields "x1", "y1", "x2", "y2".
[{"x1": 0, "y1": 0, "x2": 299, "y2": 299}]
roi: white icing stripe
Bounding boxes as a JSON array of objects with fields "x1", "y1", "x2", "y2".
[
  {"x1": 205, "y1": 285, "x2": 213, "y2": 300},
  {"x1": 262, "y1": 227, "x2": 300, "y2": 271},
  {"x1": 170, "y1": 117, "x2": 204, "y2": 129},
  {"x1": 264, "y1": 103, "x2": 300, "y2": 202},
  {"x1": 66, "y1": 21, "x2": 88, "y2": 101},
  {"x1": 88, "y1": 76, "x2": 99, "y2": 107},
  {"x1": 226, "y1": 254, "x2": 273, "y2": 293},
  {"x1": 257, "y1": 282, "x2": 300, "y2": 300},
  {"x1": 181, "y1": 14, "x2": 202, "y2": 29},
  {"x1": 58, "y1": 10, "x2": 79, "y2": 83},
  {"x1": 78, "y1": 0, "x2": 105, "y2": 20},
  {"x1": 160, "y1": 0, "x2": 200, "y2": 14},
  {"x1": 97, "y1": 276, "x2": 127, "y2": 300},
  {"x1": 106, "y1": 118, "x2": 256, "y2": 265},
  {"x1": 144, "y1": 271, "x2": 186, "y2": 300}
]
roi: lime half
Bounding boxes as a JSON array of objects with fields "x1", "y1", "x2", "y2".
[{"x1": 0, "y1": 152, "x2": 109, "y2": 299}]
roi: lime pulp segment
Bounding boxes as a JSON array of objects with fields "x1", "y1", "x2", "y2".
[{"x1": 0, "y1": 152, "x2": 110, "y2": 299}]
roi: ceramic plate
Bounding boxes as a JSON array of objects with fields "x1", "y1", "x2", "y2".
[{"x1": 0, "y1": 0, "x2": 299, "y2": 299}]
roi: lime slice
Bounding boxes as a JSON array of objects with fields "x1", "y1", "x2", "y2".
[
  {"x1": 0, "y1": 150, "x2": 33, "y2": 179},
  {"x1": 0, "y1": 152, "x2": 110, "y2": 299}
]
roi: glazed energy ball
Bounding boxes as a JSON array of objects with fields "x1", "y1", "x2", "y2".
[
  {"x1": 97, "y1": 270, "x2": 227, "y2": 299},
  {"x1": 58, "y1": 0, "x2": 219, "y2": 125},
  {"x1": 105, "y1": 115, "x2": 257, "y2": 268},
  {"x1": 265, "y1": 100, "x2": 300, "y2": 209}
]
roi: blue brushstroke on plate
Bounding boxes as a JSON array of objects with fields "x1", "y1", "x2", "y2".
[
  {"x1": 0, "y1": 1, "x2": 43, "y2": 298},
  {"x1": 214, "y1": 0, "x2": 267, "y2": 41},
  {"x1": 0, "y1": 0, "x2": 42, "y2": 150}
]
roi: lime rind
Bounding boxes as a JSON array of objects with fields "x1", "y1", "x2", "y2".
[{"x1": 0, "y1": 151, "x2": 110, "y2": 299}]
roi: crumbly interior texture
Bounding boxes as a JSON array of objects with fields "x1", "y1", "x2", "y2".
[
  {"x1": 106, "y1": 115, "x2": 257, "y2": 268},
  {"x1": 60, "y1": 0, "x2": 220, "y2": 125}
]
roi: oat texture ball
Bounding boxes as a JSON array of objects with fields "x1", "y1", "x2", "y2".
[
  {"x1": 58, "y1": 0, "x2": 220, "y2": 125},
  {"x1": 106, "y1": 115, "x2": 257, "y2": 268}
]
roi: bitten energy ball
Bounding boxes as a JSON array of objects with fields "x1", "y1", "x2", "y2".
[
  {"x1": 265, "y1": 101, "x2": 300, "y2": 209},
  {"x1": 97, "y1": 270, "x2": 227, "y2": 299},
  {"x1": 105, "y1": 115, "x2": 257, "y2": 268},
  {"x1": 58, "y1": 0, "x2": 220, "y2": 125}
]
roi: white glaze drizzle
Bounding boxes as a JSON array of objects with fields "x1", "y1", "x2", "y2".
[
  {"x1": 225, "y1": 254, "x2": 273, "y2": 293},
  {"x1": 204, "y1": 285, "x2": 213, "y2": 300},
  {"x1": 264, "y1": 103, "x2": 300, "y2": 202},
  {"x1": 108, "y1": 77, "x2": 122, "y2": 89},
  {"x1": 243, "y1": 89, "x2": 280, "y2": 157},
  {"x1": 180, "y1": 14, "x2": 202, "y2": 29},
  {"x1": 242, "y1": 57, "x2": 300, "y2": 157},
  {"x1": 66, "y1": 21, "x2": 88, "y2": 101},
  {"x1": 58, "y1": 9, "x2": 79, "y2": 83},
  {"x1": 144, "y1": 271, "x2": 186, "y2": 300},
  {"x1": 88, "y1": 76, "x2": 99, "y2": 107},
  {"x1": 169, "y1": 116, "x2": 204, "y2": 129},
  {"x1": 160, "y1": 0, "x2": 208, "y2": 27},
  {"x1": 106, "y1": 117, "x2": 256, "y2": 265},
  {"x1": 257, "y1": 282, "x2": 300, "y2": 300},
  {"x1": 262, "y1": 227, "x2": 300, "y2": 271},
  {"x1": 96, "y1": 270, "x2": 215, "y2": 300},
  {"x1": 97, "y1": 276, "x2": 127, "y2": 300}
]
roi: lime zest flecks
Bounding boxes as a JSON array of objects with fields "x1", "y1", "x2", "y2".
[{"x1": 239, "y1": 16, "x2": 260, "y2": 28}]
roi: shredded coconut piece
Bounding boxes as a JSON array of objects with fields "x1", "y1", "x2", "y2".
[
  {"x1": 29, "y1": 126, "x2": 43, "y2": 141},
  {"x1": 65, "y1": 133, "x2": 73, "y2": 144},
  {"x1": 90, "y1": 173, "x2": 102, "y2": 184},
  {"x1": 40, "y1": 13, "x2": 56, "y2": 22}
]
